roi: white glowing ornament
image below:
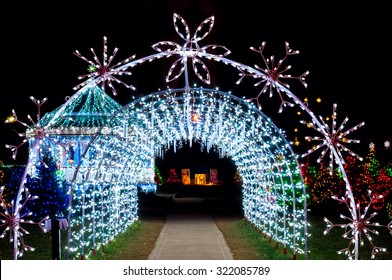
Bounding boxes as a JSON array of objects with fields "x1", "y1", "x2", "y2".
[
  {"x1": 73, "y1": 36, "x2": 136, "y2": 95},
  {"x1": 236, "y1": 41, "x2": 309, "y2": 112},
  {"x1": 5, "y1": 96, "x2": 68, "y2": 167},
  {"x1": 324, "y1": 190, "x2": 392, "y2": 259},
  {"x1": 300, "y1": 103, "x2": 365, "y2": 173},
  {"x1": 152, "y1": 13, "x2": 230, "y2": 84},
  {"x1": 0, "y1": 186, "x2": 48, "y2": 259}
]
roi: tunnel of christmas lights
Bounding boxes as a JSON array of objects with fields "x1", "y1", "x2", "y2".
[{"x1": 62, "y1": 86, "x2": 308, "y2": 259}]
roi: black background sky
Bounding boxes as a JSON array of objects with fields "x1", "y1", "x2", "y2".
[{"x1": 1, "y1": 1, "x2": 391, "y2": 165}]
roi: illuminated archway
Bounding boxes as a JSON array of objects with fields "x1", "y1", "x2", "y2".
[{"x1": 66, "y1": 87, "x2": 308, "y2": 259}]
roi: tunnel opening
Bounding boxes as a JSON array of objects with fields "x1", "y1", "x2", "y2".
[{"x1": 138, "y1": 141, "x2": 243, "y2": 218}]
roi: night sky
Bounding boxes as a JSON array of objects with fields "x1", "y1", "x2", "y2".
[{"x1": 1, "y1": 1, "x2": 391, "y2": 165}]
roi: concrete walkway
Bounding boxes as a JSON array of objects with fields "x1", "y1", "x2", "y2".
[{"x1": 148, "y1": 198, "x2": 233, "y2": 260}]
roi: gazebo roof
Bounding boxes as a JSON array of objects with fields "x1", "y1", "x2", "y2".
[{"x1": 37, "y1": 86, "x2": 123, "y2": 135}]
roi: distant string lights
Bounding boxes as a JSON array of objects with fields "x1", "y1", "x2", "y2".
[{"x1": 369, "y1": 140, "x2": 391, "y2": 150}]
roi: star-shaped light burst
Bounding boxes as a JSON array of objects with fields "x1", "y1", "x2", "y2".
[
  {"x1": 73, "y1": 36, "x2": 136, "y2": 96},
  {"x1": 300, "y1": 103, "x2": 365, "y2": 173},
  {"x1": 236, "y1": 42, "x2": 309, "y2": 112},
  {"x1": 152, "y1": 13, "x2": 230, "y2": 85},
  {"x1": 0, "y1": 185, "x2": 48, "y2": 258},
  {"x1": 5, "y1": 96, "x2": 67, "y2": 165},
  {"x1": 324, "y1": 190, "x2": 392, "y2": 259}
]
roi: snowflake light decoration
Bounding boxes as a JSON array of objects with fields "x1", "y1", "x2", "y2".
[
  {"x1": 5, "y1": 110, "x2": 28, "y2": 160},
  {"x1": 152, "y1": 13, "x2": 230, "y2": 84},
  {"x1": 236, "y1": 41, "x2": 309, "y2": 112},
  {"x1": 324, "y1": 190, "x2": 392, "y2": 259},
  {"x1": 73, "y1": 36, "x2": 136, "y2": 96},
  {"x1": 0, "y1": 185, "x2": 48, "y2": 258},
  {"x1": 300, "y1": 103, "x2": 365, "y2": 173},
  {"x1": 5, "y1": 96, "x2": 67, "y2": 166}
]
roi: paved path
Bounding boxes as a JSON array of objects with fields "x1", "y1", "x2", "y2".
[{"x1": 148, "y1": 198, "x2": 233, "y2": 260}]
